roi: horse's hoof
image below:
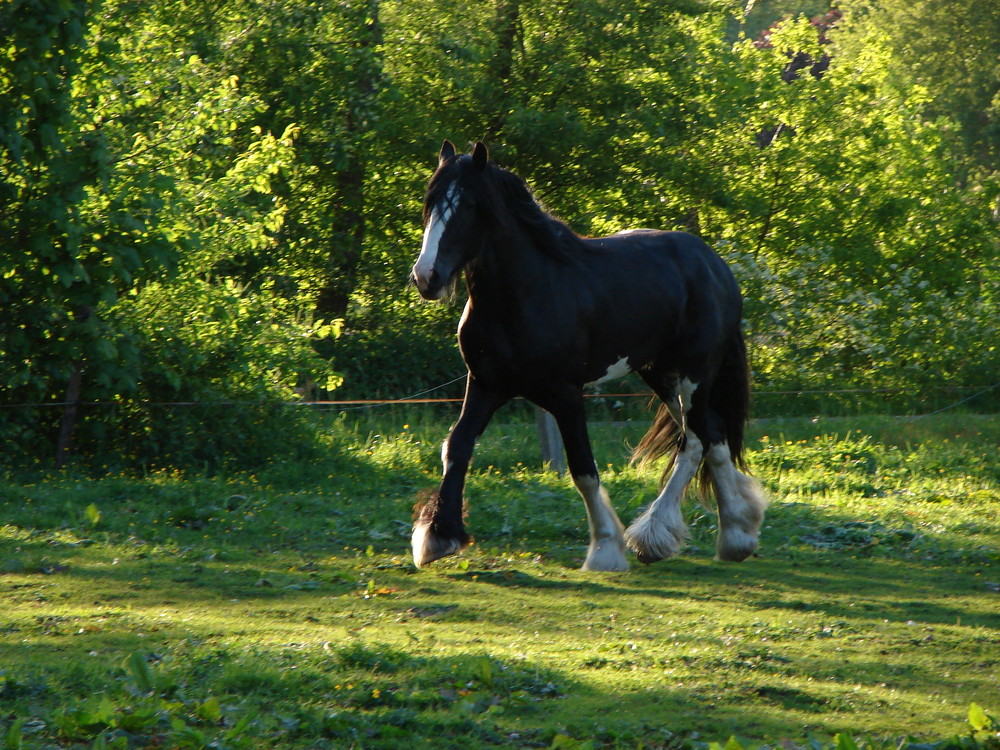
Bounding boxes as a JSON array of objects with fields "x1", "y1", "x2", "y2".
[
  {"x1": 716, "y1": 543, "x2": 757, "y2": 562},
  {"x1": 716, "y1": 529, "x2": 758, "y2": 562},
  {"x1": 624, "y1": 521, "x2": 683, "y2": 564},
  {"x1": 634, "y1": 550, "x2": 661, "y2": 565},
  {"x1": 411, "y1": 522, "x2": 463, "y2": 568},
  {"x1": 581, "y1": 543, "x2": 630, "y2": 572}
]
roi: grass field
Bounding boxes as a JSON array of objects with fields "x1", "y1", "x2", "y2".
[{"x1": 0, "y1": 412, "x2": 998, "y2": 748}]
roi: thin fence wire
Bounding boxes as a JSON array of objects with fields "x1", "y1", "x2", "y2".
[
  {"x1": 3, "y1": 378, "x2": 996, "y2": 470},
  {"x1": 3, "y1": 381, "x2": 998, "y2": 416},
  {"x1": 897, "y1": 382, "x2": 1000, "y2": 421}
]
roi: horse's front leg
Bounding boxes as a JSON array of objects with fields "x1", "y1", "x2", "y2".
[
  {"x1": 544, "y1": 392, "x2": 629, "y2": 572},
  {"x1": 412, "y1": 377, "x2": 508, "y2": 568}
]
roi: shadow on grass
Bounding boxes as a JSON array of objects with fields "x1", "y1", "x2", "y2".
[
  {"x1": 0, "y1": 550, "x2": 994, "y2": 743},
  {"x1": 2, "y1": 481, "x2": 994, "y2": 618}
]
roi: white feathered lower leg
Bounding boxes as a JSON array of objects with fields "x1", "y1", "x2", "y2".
[{"x1": 625, "y1": 433, "x2": 703, "y2": 563}]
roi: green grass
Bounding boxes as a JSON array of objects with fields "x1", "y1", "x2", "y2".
[{"x1": 0, "y1": 413, "x2": 998, "y2": 749}]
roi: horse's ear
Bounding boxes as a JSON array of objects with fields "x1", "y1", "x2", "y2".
[
  {"x1": 439, "y1": 140, "x2": 456, "y2": 165},
  {"x1": 472, "y1": 141, "x2": 488, "y2": 171}
]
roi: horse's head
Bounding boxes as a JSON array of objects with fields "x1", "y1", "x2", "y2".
[{"x1": 412, "y1": 140, "x2": 490, "y2": 300}]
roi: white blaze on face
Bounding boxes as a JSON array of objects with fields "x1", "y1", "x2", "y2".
[{"x1": 413, "y1": 184, "x2": 458, "y2": 298}]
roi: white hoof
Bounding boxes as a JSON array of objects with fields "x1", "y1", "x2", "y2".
[
  {"x1": 411, "y1": 521, "x2": 463, "y2": 568},
  {"x1": 582, "y1": 539, "x2": 630, "y2": 572}
]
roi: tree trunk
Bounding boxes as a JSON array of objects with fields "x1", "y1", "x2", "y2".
[
  {"x1": 485, "y1": 0, "x2": 520, "y2": 142},
  {"x1": 55, "y1": 364, "x2": 83, "y2": 468},
  {"x1": 314, "y1": 1, "x2": 382, "y2": 320}
]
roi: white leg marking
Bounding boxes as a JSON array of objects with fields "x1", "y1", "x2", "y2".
[
  {"x1": 676, "y1": 378, "x2": 698, "y2": 432},
  {"x1": 440, "y1": 437, "x2": 451, "y2": 474},
  {"x1": 705, "y1": 442, "x2": 767, "y2": 561},
  {"x1": 574, "y1": 475, "x2": 629, "y2": 572},
  {"x1": 625, "y1": 431, "x2": 703, "y2": 563},
  {"x1": 677, "y1": 378, "x2": 698, "y2": 409},
  {"x1": 663, "y1": 394, "x2": 683, "y2": 427}
]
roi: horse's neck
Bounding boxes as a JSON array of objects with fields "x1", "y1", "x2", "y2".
[{"x1": 467, "y1": 226, "x2": 555, "y2": 306}]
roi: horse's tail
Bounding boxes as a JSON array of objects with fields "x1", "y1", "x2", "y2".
[
  {"x1": 631, "y1": 327, "x2": 752, "y2": 493},
  {"x1": 630, "y1": 399, "x2": 682, "y2": 482},
  {"x1": 711, "y1": 327, "x2": 752, "y2": 472}
]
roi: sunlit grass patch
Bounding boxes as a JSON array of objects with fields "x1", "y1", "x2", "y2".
[{"x1": 0, "y1": 414, "x2": 997, "y2": 747}]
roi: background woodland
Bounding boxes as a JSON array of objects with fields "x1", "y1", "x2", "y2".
[{"x1": 2, "y1": 0, "x2": 998, "y2": 467}]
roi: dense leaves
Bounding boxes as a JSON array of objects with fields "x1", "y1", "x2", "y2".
[{"x1": 2, "y1": 0, "x2": 998, "y2": 467}]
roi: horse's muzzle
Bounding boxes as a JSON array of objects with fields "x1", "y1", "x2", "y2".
[{"x1": 412, "y1": 268, "x2": 445, "y2": 300}]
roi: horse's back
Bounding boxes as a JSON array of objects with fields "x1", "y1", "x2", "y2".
[
  {"x1": 596, "y1": 228, "x2": 722, "y2": 262},
  {"x1": 559, "y1": 229, "x2": 741, "y2": 370},
  {"x1": 583, "y1": 229, "x2": 738, "y2": 304}
]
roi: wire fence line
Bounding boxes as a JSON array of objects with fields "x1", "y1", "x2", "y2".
[
  {"x1": 3, "y1": 382, "x2": 998, "y2": 414},
  {"x1": 896, "y1": 383, "x2": 1000, "y2": 421},
  {"x1": 4, "y1": 379, "x2": 996, "y2": 469}
]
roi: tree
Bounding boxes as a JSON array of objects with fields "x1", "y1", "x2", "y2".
[
  {"x1": 0, "y1": 0, "x2": 178, "y2": 458},
  {"x1": 328, "y1": 0, "x2": 720, "y2": 397},
  {"x1": 665, "y1": 12, "x2": 999, "y2": 395},
  {"x1": 1, "y1": 0, "x2": 341, "y2": 465},
  {"x1": 835, "y1": 0, "x2": 1000, "y2": 179},
  {"x1": 4, "y1": 0, "x2": 998, "y2": 467}
]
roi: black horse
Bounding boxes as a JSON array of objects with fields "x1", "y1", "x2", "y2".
[{"x1": 410, "y1": 141, "x2": 765, "y2": 571}]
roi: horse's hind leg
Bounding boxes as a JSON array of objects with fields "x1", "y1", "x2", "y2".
[
  {"x1": 625, "y1": 380, "x2": 701, "y2": 563},
  {"x1": 625, "y1": 427, "x2": 702, "y2": 564},
  {"x1": 412, "y1": 377, "x2": 507, "y2": 567},
  {"x1": 705, "y1": 442, "x2": 767, "y2": 561}
]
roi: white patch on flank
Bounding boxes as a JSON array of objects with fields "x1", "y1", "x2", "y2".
[
  {"x1": 413, "y1": 184, "x2": 458, "y2": 296},
  {"x1": 590, "y1": 357, "x2": 631, "y2": 385}
]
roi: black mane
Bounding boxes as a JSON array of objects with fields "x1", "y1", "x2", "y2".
[{"x1": 424, "y1": 156, "x2": 587, "y2": 263}]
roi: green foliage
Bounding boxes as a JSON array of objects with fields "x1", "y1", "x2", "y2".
[
  {"x1": 835, "y1": 0, "x2": 1000, "y2": 176},
  {"x1": 346, "y1": 1, "x2": 1000, "y2": 401},
  {"x1": 1, "y1": 0, "x2": 345, "y2": 467},
  {"x1": 644, "y1": 12, "x2": 999, "y2": 394},
  {"x1": 3, "y1": 0, "x2": 999, "y2": 469},
  {"x1": 0, "y1": 0, "x2": 161, "y2": 401}
]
